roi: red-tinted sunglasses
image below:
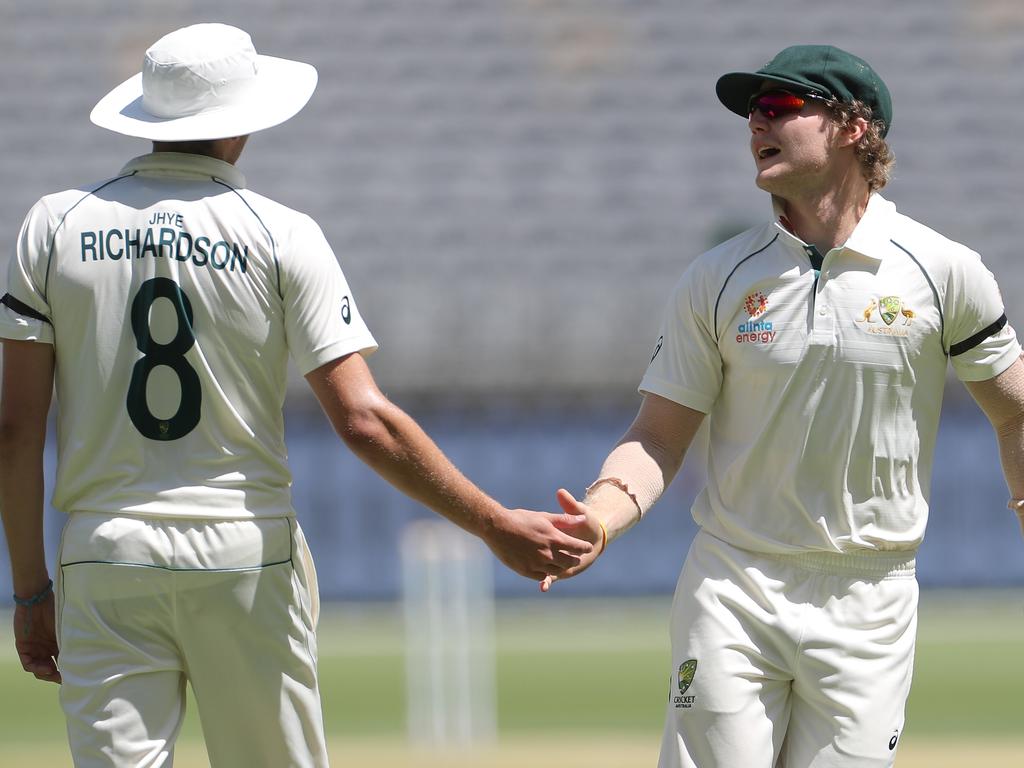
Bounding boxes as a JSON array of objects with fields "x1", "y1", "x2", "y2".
[{"x1": 747, "y1": 90, "x2": 829, "y2": 119}]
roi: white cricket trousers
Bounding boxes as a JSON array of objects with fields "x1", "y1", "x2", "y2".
[
  {"x1": 659, "y1": 530, "x2": 918, "y2": 768},
  {"x1": 55, "y1": 513, "x2": 328, "y2": 768}
]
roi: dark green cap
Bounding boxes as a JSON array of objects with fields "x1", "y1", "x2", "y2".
[{"x1": 716, "y1": 44, "x2": 892, "y2": 136}]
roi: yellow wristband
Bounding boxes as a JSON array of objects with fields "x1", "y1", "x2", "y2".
[{"x1": 597, "y1": 518, "x2": 608, "y2": 554}]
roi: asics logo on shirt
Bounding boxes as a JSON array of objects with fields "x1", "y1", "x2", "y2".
[{"x1": 651, "y1": 335, "x2": 664, "y2": 362}]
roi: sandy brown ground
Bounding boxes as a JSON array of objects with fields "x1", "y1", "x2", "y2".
[{"x1": 4, "y1": 735, "x2": 1021, "y2": 767}]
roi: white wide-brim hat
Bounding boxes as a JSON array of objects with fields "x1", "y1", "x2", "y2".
[{"x1": 90, "y1": 23, "x2": 317, "y2": 141}]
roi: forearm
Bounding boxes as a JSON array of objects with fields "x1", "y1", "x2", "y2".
[
  {"x1": 0, "y1": 340, "x2": 53, "y2": 596},
  {"x1": 0, "y1": 437, "x2": 48, "y2": 595},
  {"x1": 583, "y1": 429, "x2": 683, "y2": 542},
  {"x1": 994, "y1": 413, "x2": 1024, "y2": 528},
  {"x1": 964, "y1": 358, "x2": 1024, "y2": 529},
  {"x1": 341, "y1": 401, "x2": 501, "y2": 536},
  {"x1": 995, "y1": 412, "x2": 1024, "y2": 493}
]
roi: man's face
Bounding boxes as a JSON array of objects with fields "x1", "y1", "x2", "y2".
[{"x1": 747, "y1": 82, "x2": 842, "y2": 199}]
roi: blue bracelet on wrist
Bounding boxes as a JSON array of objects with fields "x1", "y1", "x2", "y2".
[{"x1": 13, "y1": 579, "x2": 53, "y2": 608}]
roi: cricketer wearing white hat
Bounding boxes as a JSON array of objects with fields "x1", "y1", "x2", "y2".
[
  {"x1": 0, "y1": 22, "x2": 592, "y2": 768},
  {"x1": 90, "y1": 22, "x2": 318, "y2": 141}
]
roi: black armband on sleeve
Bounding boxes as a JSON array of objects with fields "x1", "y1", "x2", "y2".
[
  {"x1": 949, "y1": 313, "x2": 1007, "y2": 357},
  {"x1": 0, "y1": 293, "x2": 51, "y2": 325}
]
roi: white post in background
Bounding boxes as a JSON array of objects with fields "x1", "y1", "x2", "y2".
[{"x1": 400, "y1": 519, "x2": 497, "y2": 747}]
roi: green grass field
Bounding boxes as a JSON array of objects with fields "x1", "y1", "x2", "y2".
[{"x1": 2, "y1": 591, "x2": 1022, "y2": 766}]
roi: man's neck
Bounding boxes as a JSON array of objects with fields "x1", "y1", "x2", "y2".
[
  {"x1": 152, "y1": 137, "x2": 246, "y2": 165},
  {"x1": 775, "y1": 178, "x2": 872, "y2": 255}
]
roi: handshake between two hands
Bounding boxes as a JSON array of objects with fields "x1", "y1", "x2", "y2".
[{"x1": 481, "y1": 487, "x2": 608, "y2": 593}]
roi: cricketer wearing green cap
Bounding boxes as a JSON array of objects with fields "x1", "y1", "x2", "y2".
[
  {"x1": 716, "y1": 44, "x2": 893, "y2": 136},
  {"x1": 542, "y1": 43, "x2": 1024, "y2": 768}
]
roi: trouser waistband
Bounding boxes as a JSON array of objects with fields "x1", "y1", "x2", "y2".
[{"x1": 768, "y1": 549, "x2": 917, "y2": 579}]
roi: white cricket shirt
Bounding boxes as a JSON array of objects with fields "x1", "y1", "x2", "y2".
[
  {"x1": 640, "y1": 193, "x2": 1020, "y2": 554},
  {"x1": 0, "y1": 152, "x2": 377, "y2": 519}
]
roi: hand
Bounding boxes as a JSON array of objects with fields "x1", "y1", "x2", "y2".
[
  {"x1": 480, "y1": 505, "x2": 594, "y2": 582},
  {"x1": 13, "y1": 592, "x2": 61, "y2": 684},
  {"x1": 540, "y1": 488, "x2": 606, "y2": 593}
]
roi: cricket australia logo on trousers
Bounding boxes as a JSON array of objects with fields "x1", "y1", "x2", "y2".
[
  {"x1": 855, "y1": 295, "x2": 915, "y2": 337},
  {"x1": 673, "y1": 659, "x2": 698, "y2": 709}
]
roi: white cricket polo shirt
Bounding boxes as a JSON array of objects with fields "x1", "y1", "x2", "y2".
[
  {"x1": 0, "y1": 152, "x2": 377, "y2": 520},
  {"x1": 640, "y1": 193, "x2": 1020, "y2": 555}
]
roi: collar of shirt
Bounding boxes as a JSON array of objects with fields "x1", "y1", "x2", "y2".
[
  {"x1": 119, "y1": 152, "x2": 247, "y2": 189},
  {"x1": 770, "y1": 192, "x2": 897, "y2": 263}
]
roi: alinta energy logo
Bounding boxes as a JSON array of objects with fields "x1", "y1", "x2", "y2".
[
  {"x1": 673, "y1": 659, "x2": 698, "y2": 709},
  {"x1": 855, "y1": 295, "x2": 915, "y2": 338},
  {"x1": 736, "y1": 291, "x2": 775, "y2": 345}
]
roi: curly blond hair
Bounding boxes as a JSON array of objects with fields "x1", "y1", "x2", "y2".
[{"x1": 826, "y1": 98, "x2": 894, "y2": 192}]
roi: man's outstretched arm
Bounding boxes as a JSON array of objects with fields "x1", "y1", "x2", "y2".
[
  {"x1": 305, "y1": 351, "x2": 593, "y2": 581},
  {"x1": 542, "y1": 392, "x2": 706, "y2": 591}
]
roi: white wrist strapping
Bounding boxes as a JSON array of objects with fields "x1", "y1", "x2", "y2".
[{"x1": 586, "y1": 440, "x2": 665, "y2": 518}]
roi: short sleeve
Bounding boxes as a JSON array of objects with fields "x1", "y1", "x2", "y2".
[
  {"x1": 638, "y1": 262, "x2": 722, "y2": 413},
  {"x1": 280, "y1": 215, "x2": 377, "y2": 375},
  {"x1": 0, "y1": 200, "x2": 55, "y2": 344},
  {"x1": 944, "y1": 250, "x2": 1021, "y2": 382}
]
